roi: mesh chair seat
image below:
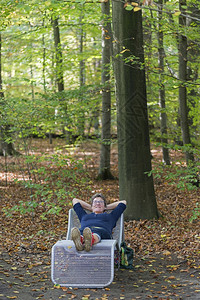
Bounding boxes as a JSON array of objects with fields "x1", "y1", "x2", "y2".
[
  {"x1": 51, "y1": 240, "x2": 117, "y2": 288},
  {"x1": 51, "y1": 208, "x2": 124, "y2": 288}
]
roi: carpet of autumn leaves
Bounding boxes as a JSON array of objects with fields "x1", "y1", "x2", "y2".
[{"x1": 0, "y1": 138, "x2": 199, "y2": 266}]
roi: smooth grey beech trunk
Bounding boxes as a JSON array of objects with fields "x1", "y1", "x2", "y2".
[
  {"x1": 52, "y1": 17, "x2": 64, "y2": 92},
  {"x1": 98, "y1": 0, "x2": 114, "y2": 180},
  {"x1": 52, "y1": 17, "x2": 72, "y2": 143},
  {"x1": 157, "y1": 0, "x2": 170, "y2": 165},
  {"x1": 112, "y1": 2, "x2": 159, "y2": 220},
  {"x1": 78, "y1": 10, "x2": 86, "y2": 136}
]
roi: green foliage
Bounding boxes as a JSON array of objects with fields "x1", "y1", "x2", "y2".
[
  {"x1": 3, "y1": 151, "x2": 91, "y2": 219},
  {"x1": 1, "y1": 0, "x2": 102, "y2": 98},
  {"x1": 0, "y1": 82, "x2": 103, "y2": 141},
  {"x1": 189, "y1": 203, "x2": 200, "y2": 222},
  {"x1": 142, "y1": 0, "x2": 200, "y2": 143},
  {"x1": 0, "y1": 0, "x2": 199, "y2": 180},
  {"x1": 147, "y1": 152, "x2": 200, "y2": 192},
  {"x1": 1, "y1": 0, "x2": 199, "y2": 148}
]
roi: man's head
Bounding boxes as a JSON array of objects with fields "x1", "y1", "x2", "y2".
[{"x1": 91, "y1": 193, "x2": 107, "y2": 214}]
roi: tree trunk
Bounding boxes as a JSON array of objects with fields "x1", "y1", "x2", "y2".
[
  {"x1": 52, "y1": 17, "x2": 64, "y2": 92},
  {"x1": 78, "y1": 9, "x2": 86, "y2": 136},
  {"x1": 157, "y1": 0, "x2": 170, "y2": 165},
  {"x1": 0, "y1": 33, "x2": 18, "y2": 156},
  {"x1": 42, "y1": 17, "x2": 47, "y2": 93},
  {"x1": 178, "y1": 0, "x2": 194, "y2": 164},
  {"x1": 187, "y1": 3, "x2": 200, "y2": 139},
  {"x1": 0, "y1": 33, "x2": 3, "y2": 99},
  {"x1": 112, "y1": 3, "x2": 159, "y2": 220},
  {"x1": 98, "y1": 0, "x2": 114, "y2": 180},
  {"x1": 52, "y1": 17, "x2": 73, "y2": 143}
]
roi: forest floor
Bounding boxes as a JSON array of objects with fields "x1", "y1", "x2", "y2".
[{"x1": 0, "y1": 139, "x2": 200, "y2": 300}]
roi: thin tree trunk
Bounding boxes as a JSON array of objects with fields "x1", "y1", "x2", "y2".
[
  {"x1": 42, "y1": 18, "x2": 52, "y2": 144},
  {"x1": 52, "y1": 17, "x2": 64, "y2": 92},
  {"x1": 112, "y1": 3, "x2": 159, "y2": 220},
  {"x1": 42, "y1": 17, "x2": 47, "y2": 93},
  {"x1": 29, "y1": 24, "x2": 35, "y2": 101},
  {"x1": 187, "y1": 4, "x2": 200, "y2": 138},
  {"x1": 78, "y1": 9, "x2": 86, "y2": 136},
  {"x1": 0, "y1": 33, "x2": 3, "y2": 98},
  {"x1": 0, "y1": 33, "x2": 18, "y2": 156},
  {"x1": 30, "y1": 64, "x2": 34, "y2": 101},
  {"x1": 158, "y1": 0, "x2": 170, "y2": 165},
  {"x1": 52, "y1": 17, "x2": 73, "y2": 143},
  {"x1": 178, "y1": 0, "x2": 194, "y2": 163},
  {"x1": 98, "y1": 0, "x2": 114, "y2": 180}
]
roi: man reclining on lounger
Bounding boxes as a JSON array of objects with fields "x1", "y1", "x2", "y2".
[{"x1": 71, "y1": 193, "x2": 126, "y2": 252}]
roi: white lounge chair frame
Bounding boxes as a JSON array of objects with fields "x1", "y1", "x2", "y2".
[{"x1": 51, "y1": 208, "x2": 124, "y2": 288}]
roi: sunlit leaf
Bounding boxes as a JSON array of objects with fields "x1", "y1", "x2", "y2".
[
  {"x1": 131, "y1": 2, "x2": 139, "y2": 6},
  {"x1": 174, "y1": 11, "x2": 181, "y2": 16},
  {"x1": 134, "y1": 7, "x2": 142, "y2": 12}
]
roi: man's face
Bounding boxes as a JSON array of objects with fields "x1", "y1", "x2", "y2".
[{"x1": 92, "y1": 197, "x2": 105, "y2": 214}]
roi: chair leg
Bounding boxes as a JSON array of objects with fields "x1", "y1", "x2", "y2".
[{"x1": 115, "y1": 244, "x2": 120, "y2": 270}]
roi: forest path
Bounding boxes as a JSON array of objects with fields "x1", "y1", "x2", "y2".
[{"x1": 0, "y1": 250, "x2": 200, "y2": 300}]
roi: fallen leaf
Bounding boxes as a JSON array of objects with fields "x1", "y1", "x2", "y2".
[
  {"x1": 163, "y1": 250, "x2": 171, "y2": 256},
  {"x1": 168, "y1": 276, "x2": 175, "y2": 280}
]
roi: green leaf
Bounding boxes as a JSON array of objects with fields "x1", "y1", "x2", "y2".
[{"x1": 125, "y1": 5, "x2": 133, "y2": 11}]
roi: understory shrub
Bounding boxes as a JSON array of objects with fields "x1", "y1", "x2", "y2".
[{"x1": 3, "y1": 152, "x2": 91, "y2": 219}]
